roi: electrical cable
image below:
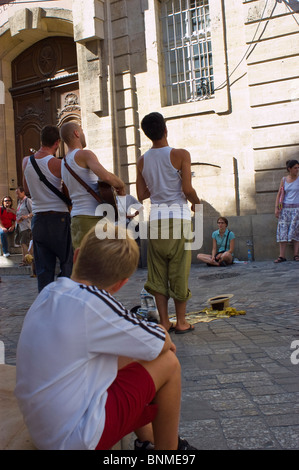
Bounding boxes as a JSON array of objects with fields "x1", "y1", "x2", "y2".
[
  {"x1": 213, "y1": 0, "x2": 271, "y2": 92},
  {"x1": 214, "y1": 0, "x2": 299, "y2": 93}
]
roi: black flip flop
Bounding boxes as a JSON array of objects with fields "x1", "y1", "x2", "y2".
[
  {"x1": 168, "y1": 323, "x2": 176, "y2": 333},
  {"x1": 175, "y1": 325, "x2": 194, "y2": 335}
]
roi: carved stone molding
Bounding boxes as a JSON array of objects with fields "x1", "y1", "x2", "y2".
[
  {"x1": 57, "y1": 92, "x2": 81, "y2": 124},
  {"x1": 15, "y1": 104, "x2": 45, "y2": 134}
]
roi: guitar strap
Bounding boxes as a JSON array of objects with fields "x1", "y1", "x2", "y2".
[
  {"x1": 29, "y1": 155, "x2": 72, "y2": 208},
  {"x1": 63, "y1": 157, "x2": 104, "y2": 204}
]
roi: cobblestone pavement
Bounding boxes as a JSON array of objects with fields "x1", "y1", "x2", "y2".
[{"x1": 0, "y1": 258, "x2": 299, "y2": 450}]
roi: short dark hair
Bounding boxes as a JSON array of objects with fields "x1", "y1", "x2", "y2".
[
  {"x1": 217, "y1": 216, "x2": 228, "y2": 226},
  {"x1": 286, "y1": 159, "x2": 299, "y2": 171},
  {"x1": 41, "y1": 125, "x2": 60, "y2": 147},
  {"x1": 141, "y1": 112, "x2": 166, "y2": 141}
]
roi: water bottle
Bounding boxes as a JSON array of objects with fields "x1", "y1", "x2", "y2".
[
  {"x1": 247, "y1": 248, "x2": 252, "y2": 262},
  {"x1": 140, "y1": 288, "x2": 148, "y2": 309},
  {"x1": 140, "y1": 288, "x2": 160, "y2": 322}
]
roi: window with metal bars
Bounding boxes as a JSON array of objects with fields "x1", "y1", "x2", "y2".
[{"x1": 161, "y1": 0, "x2": 214, "y2": 106}]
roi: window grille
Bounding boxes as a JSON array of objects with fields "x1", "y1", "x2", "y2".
[{"x1": 161, "y1": 0, "x2": 214, "y2": 106}]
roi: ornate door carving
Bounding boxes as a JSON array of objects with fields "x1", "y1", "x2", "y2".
[{"x1": 10, "y1": 36, "x2": 81, "y2": 184}]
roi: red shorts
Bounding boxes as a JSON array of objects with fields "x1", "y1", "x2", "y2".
[{"x1": 95, "y1": 362, "x2": 158, "y2": 450}]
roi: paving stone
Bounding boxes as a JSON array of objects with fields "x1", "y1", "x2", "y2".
[{"x1": 1, "y1": 261, "x2": 299, "y2": 449}]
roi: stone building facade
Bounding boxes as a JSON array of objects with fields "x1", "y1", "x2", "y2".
[{"x1": 0, "y1": 0, "x2": 298, "y2": 261}]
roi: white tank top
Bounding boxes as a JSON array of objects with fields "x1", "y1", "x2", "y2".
[
  {"x1": 142, "y1": 146, "x2": 190, "y2": 220},
  {"x1": 61, "y1": 149, "x2": 99, "y2": 217},
  {"x1": 284, "y1": 177, "x2": 299, "y2": 205},
  {"x1": 24, "y1": 155, "x2": 68, "y2": 213}
]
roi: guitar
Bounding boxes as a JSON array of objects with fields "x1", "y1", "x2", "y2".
[
  {"x1": 63, "y1": 157, "x2": 118, "y2": 212},
  {"x1": 97, "y1": 181, "x2": 117, "y2": 210}
]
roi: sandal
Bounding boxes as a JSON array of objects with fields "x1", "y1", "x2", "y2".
[
  {"x1": 294, "y1": 255, "x2": 299, "y2": 262},
  {"x1": 274, "y1": 257, "x2": 287, "y2": 263},
  {"x1": 167, "y1": 323, "x2": 176, "y2": 333},
  {"x1": 175, "y1": 324, "x2": 195, "y2": 335}
]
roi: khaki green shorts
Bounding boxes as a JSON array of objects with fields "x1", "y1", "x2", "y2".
[
  {"x1": 145, "y1": 219, "x2": 192, "y2": 302},
  {"x1": 71, "y1": 215, "x2": 103, "y2": 249}
]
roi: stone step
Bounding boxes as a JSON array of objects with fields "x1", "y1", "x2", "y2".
[
  {"x1": 0, "y1": 363, "x2": 132, "y2": 450},
  {"x1": 0, "y1": 364, "x2": 36, "y2": 450},
  {"x1": 0, "y1": 241, "x2": 22, "y2": 256},
  {"x1": 0, "y1": 254, "x2": 31, "y2": 275}
]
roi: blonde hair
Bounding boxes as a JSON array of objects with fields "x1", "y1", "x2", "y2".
[{"x1": 72, "y1": 225, "x2": 140, "y2": 288}]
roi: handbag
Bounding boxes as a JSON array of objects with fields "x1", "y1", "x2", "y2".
[
  {"x1": 63, "y1": 157, "x2": 117, "y2": 210},
  {"x1": 278, "y1": 178, "x2": 285, "y2": 211},
  {"x1": 29, "y1": 155, "x2": 72, "y2": 210}
]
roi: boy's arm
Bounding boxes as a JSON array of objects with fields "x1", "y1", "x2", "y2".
[
  {"x1": 117, "y1": 327, "x2": 176, "y2": 370},
  {"x1": 136, "y1": 156, "x2": 150, "y2": 201},
  {"x1": 78, "y1": 149, "x2": 126, "y2": 195},
  {"x1": 173, "y1": 149, "x2": 201, "y2": 210},
  {"x1": 158, "y1": 326, "x2": 176, "y2": 355}
]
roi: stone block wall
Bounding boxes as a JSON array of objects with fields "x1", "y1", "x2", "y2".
[{"x1": 0, "y1": 0, "x2": 298, "y2": 260}]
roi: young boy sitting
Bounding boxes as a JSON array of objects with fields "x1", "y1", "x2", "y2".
[{"x1": 15, "y1": 225, "x2": 196, "y2": 450}]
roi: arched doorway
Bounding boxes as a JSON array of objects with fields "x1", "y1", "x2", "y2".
[{"x1": 9, "y1": 36, "x2": 81, "y2": 185}]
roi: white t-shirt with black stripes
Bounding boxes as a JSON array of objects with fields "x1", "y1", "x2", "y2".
[{"x1": 15, "y1": 277, "x2": 166, "y2": 450}]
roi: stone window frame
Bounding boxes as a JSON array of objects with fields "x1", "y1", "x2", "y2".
[
  {"x1": 161, "y1": 0, "x2": 214, "y2": 106},
  {"x1": 143, "y1": 0, "x2": 229, "y2": 117}
]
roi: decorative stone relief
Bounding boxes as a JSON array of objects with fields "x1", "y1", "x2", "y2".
[{"x1": 57, "y1": 92, "x2": 81, "y2": 124}]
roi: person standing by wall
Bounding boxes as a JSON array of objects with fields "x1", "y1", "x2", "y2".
[
  {"x1": 23, "y1": 125, "x2": 73, "y2": 292},
  {"x1": 0, "y1": 196, "x2": 16, "y2": 257},
  {"x1": 15, "y1": 186, "x2": 33, "y2": 267},
  {"x1": 60, "y1": 121, "x2": 126, "y2": 249},
  {"x1": 137, "y1": 112, "x2": 201, "y2": 334},
  {"x1": 275, "y1": 159, "x2": 299, "y2": 263}
]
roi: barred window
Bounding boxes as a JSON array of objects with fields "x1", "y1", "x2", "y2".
[{"x1": 161, "y1": 0, "x2": 214, "y2": 106}]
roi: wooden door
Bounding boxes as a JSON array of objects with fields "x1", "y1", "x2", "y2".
[{"x1": 10, "y1": 36, "x2": 81, "y2": 185}]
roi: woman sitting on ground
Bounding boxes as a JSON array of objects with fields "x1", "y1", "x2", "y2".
[{"x1": 197, "y1": 217, "x2": 235, "y2": 266}]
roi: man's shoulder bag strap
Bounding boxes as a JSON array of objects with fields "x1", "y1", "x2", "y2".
[
  {"x1": 63, "y1": 157, "x2": 103, "y2": 204},
  {"x1": 29, "y1": 155, "x2": 71, "y2": 207}
]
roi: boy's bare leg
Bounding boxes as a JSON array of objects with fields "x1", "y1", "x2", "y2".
[
  {"x1": 139, "y1": 349, "x2": 181, "y2": 450},
  {"x1": 154, "y1": 292, "x2": 173, "y2": 331},
  {"x1": 134, "y1": 423, "x2": 154, "y2": 444},
  {"x1": 118, "y1": 356, "x2": 133, "y2": 370},
  {"x1": 174, "y1": 299, "x2": 194, "y2": 332},
  {"x1": 155, "y1": 293, "x2": 193, "y2": 333},
  {"x1": 117, "y1": 358, "x2": 155, "y2": 444}
]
